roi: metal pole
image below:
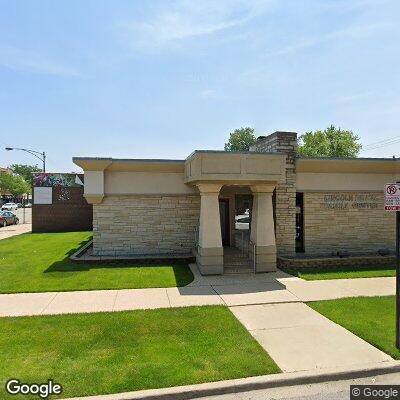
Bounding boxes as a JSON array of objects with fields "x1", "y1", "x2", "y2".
[
  {"x1": 397, "y1": 209, "x2": 400, "y2": 348},
  {"x1": 23, "y1": 198, "x2": 26, "y2": 224},
  {"x1": 42, "y1": 152, "x2": 46, "y2": 172}
]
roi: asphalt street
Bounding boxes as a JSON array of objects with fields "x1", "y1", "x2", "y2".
[{"x1": 192, "y1": 372, "x2": 400, "y2": 400}]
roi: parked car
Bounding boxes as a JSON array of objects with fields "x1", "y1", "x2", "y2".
[
  {"x1": 16, "y1": 203, "x2": 23, "y2": 208},
  {"x1": 1, "y1": 202, "x2": 18, "y2": 211},
  {"x1": 0, "y1": 211, "x2": 19, "y2": 227},
  {"x1": 24, "y1": 203, "x2": 32, "y2": 208}
]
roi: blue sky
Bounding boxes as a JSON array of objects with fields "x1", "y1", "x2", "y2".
[{"x1": 0, "y1": 0, "x2": 399, "y2": 171}]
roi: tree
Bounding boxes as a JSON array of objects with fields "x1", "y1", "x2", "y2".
[
  {"x1": 0, "y1": 173, "x2": 30, "y2": 197},
  {"x1": 224, "y1": 127, "x2": 257, "y2": 151},
  {"x1": 297, "y1": 125, "x2": 362, "y2": 158},
  {"x1": 9, "y1": 164, "x2": 41, "y2": 185}
]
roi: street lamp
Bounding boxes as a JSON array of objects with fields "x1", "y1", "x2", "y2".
[{"x1": 5, "y1": 147, "x2": 46, "y2": 172}]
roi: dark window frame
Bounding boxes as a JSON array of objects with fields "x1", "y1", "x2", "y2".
[{"x1": 295, "y1": 192, "x2": 305, "y2": 253}]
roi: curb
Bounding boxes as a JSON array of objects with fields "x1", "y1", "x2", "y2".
[{"x1": 65, "y1": 361, "x2": 400, "y2": 400}]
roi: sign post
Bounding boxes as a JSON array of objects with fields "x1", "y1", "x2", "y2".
[{"x1": 384, "y1": 183, "x2": 400, "y2": 349}]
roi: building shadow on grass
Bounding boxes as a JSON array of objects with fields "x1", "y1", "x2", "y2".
[{"x1": 42, "y1": 240, "x2": 195, "y2": 286}]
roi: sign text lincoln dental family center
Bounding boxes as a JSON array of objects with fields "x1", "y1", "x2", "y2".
[{"x1": 323, "y1": 194, "x2": 379, "y2": 209}]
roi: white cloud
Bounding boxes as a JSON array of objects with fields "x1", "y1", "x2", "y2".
[
  {"x1": 335, "y1": 91, "x2": 374, "y2": 103},
  {"x1": 200, "y1": 89, "x2": 216, "y2": 98},
  {"x1": 120, "y1": 0, "x2": 272, "y2": 51},
  {"x1": 0, "y1": 45, "x2": 80, "y2": 77},
  {"x1": 270, "y1": 22, "x2": 391, "y2": 56}
]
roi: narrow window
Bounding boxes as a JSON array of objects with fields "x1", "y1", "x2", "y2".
[{"x1": 295, "y1": 192, "x2": 304, "y2": 253}]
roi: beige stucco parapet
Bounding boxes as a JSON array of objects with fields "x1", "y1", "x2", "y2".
[
  {"x1": 73, "y1": 158, "x2": 113, "y2": 205},
  {"x1": 184, "y1": 150, "x2": 286, "y2": 185},
  {"x1": 296, "y1": 157, "x2": 400, "y2": 192}
]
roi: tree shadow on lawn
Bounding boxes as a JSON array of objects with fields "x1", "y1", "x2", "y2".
[{"x1": 42, "y1": 239, "x2": 194, "y2": 286}]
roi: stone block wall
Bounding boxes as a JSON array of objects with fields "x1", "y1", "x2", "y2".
[
  {"x1": 303, "y1": 192, "x2": 395, "y2": 255},
  {"x1": 93, "y1": 195, "x2": 200, "y2": 256},
  {"x1": 250, "y1": 132, "x2": 297, "y2": 256},
  {"x1": 278, "y1": 254, "x2": 395, "y2": 269}
]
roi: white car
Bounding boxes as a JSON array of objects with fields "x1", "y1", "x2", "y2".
[{"x1": 1, "y1": 202, "x2": 18, "y2": 211}]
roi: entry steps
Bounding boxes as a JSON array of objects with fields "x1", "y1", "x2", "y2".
[{"x1": 223, "y1": 247, "x2": 254, "y2": 275}]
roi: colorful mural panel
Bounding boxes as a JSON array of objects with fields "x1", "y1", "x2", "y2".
[{"x1": 33, "y1": 173, "x2": 84, "y2": 188}]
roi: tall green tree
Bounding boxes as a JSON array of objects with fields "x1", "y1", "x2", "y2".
[
  {"x1": 9, "y1": 164, "x2": 41, "y2": 185},
  {"x1": 224, "y1": 127, "x2": 257, "y2": 151},
  {"x1": 0, "y1": 173, "x2": 30, "y2": 197},
  {"x1": 297, "y1": 125, "x2": 362, "y2": 158}
]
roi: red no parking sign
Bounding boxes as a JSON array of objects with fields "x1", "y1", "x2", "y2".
[
  {"x1": 386, "y1": 183, "x2": 400, "y2": 349},
  {"x1": 384, "y1": 183, "x2": 400, "y2": 211}
]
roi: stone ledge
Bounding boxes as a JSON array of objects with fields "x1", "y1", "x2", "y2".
[
  {"x1": 278, "y1": 254, "x2": 395, "y2": 269},
  {"x1": 70, "y1": 241, "x2": 195, "y2": 264}
]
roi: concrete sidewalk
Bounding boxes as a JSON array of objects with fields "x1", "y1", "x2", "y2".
[
  {"x1": 0, "y1": 223, "x2": 31, "y2": 240},
  {"x1": 231, "y1": 302, "x2": 392, "y2": 373},
  {"x1": 0, "y1": 264, "x2": 395, "y2": 317},
  {"x1": 0, "y1": 264, "x2": 396, "y2": 391}
]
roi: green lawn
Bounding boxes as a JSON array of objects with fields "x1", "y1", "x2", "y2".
[
  {"x1": 309, "y1": 296, "x2": 400, "y2": 359},
  {"x1": 0, "y1": 232, "x2": 194, "y2": 293},
  {"x1": 0, "y1": 306, "x2": 279, "y2": 399},
  {"x1": 282, "y1": 265, "x2": 395, "y2": 280}
]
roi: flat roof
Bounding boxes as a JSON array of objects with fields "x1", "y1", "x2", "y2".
[
  {"x1": 297, "y1": 156, "x2": 396, "y2": 161},
  {"x1": 73, "y1": 157, "x2": 185, "y2": 172},
  {"x1": 73, "y1": 157, "x2": 185, "y2": 163},
  {"x1": 73, "y1": 154, "x2": 400, "y2": 174},
  {"x1": 296, "y1": 157, "x2": 400, "y2": 173},
  {"x1": 186, "y1": 149, "x2": 284, "y2": 159}
]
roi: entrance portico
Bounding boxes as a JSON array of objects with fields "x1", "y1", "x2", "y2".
[{"x1": 184, "y1": 150, "x2": 286, "y2": 275}]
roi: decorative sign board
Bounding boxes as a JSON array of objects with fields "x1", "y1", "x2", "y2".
[
  {"x1": 384, "y1": 183, "x2": 400, "y2": 211},
  {"x1": 34, "y1": 187, "x2": 52, "y2": 205}
]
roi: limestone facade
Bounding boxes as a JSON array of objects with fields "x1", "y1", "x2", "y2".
[
  {"x1": 93, "y1": 195, "x2": 200, "y2": 256},
  {"x1": 302, "y1": 192, "x2": 395, "y2": 255}
]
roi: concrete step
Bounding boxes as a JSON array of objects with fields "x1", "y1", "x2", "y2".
[
  {"x1": 224, "y1": 260, "x2": 250, "y2": 267},
  {"x1": 224, "y1": 266, "x2": 254, "y2": 275},
  {"x1": 223, "y1": 256, "x2": 249, "y2": 263}
]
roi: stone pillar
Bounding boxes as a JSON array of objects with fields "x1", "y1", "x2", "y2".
[
  {"x1": 250, "y1": 131, "x2": 297, "y2": 257},
  {"x1": 250, "y1": 184, "x2": 277, "y2": 272},
  {"x1": 196, "y1": 183, "x2": 224, "y2": 275}
]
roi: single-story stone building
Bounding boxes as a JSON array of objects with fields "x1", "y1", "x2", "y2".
[{"x1": 73, "y1": 131, "x2": 396, "y2": 275}]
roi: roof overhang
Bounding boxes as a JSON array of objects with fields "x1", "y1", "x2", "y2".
[
  {"x1": 184, "y1": 150, "x2": 286, "y2": 185},
  {"x1": 296, "y1": 157, "x2": 400, "y2": 174},
  {"x1": 73, "y1": 157, "x2": 185, "y2": 172}
]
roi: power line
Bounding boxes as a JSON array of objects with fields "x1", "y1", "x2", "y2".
[{"x1": 362, "y1": 135, "x2": 400, "y2": 150}]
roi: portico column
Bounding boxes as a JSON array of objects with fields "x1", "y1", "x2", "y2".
[
  {"x1": 250, "y1": 184, "x2": 277, "y2": 272},
  {"x1": 196, "y1": 183, "x2": 224, "y2": 275}
]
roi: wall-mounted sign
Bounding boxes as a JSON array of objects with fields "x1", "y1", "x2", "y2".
[
  {"x1": 34, "y1": 187, "x2": 52, "y2": 204},
  {"x1": 384, "y1": 183, "x2": 400, "y2": 211},
  {"x1": 323, "y1": 194, "x2": 379, "y2": 210}
]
